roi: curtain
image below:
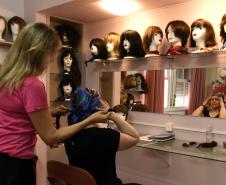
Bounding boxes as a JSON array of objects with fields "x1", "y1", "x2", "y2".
[
  {"x1": 145, "y1": 70, "x2": 164, "y2": 113},
  {"x1": 187, "y1": 68, "x2": 206, "y2": 114}
]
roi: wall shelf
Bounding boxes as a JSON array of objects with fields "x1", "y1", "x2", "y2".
[
  {"x1": 87, "y1": 51, "x2": 226, "y2": 72},
  {"x1": 0, "y1": 41, "x2": 13, "y2": 47}
]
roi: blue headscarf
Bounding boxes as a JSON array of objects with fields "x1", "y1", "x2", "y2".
[{"x1": 67, "y1": 87, "x2": 101, "y2": 125}]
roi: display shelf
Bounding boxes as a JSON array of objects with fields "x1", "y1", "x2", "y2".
[
  {"x1": 87, "y1": 51, "x2": 226, "y2": 72},
  {"x1": 137, "y1": 139, "x2": 226, "y2": 162},
  {"x1": 0, "y1": 40, "x2": 13, "y2": 47}
]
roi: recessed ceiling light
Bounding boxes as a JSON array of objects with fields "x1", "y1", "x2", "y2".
[{"x1": 99, "y1": 0, "x2": 141, "y2": 16}]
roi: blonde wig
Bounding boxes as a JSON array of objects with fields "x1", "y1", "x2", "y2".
[
  {"x1": 0, "y1": 22, "x2": 60, "y2": 90},
  {"x1": 104, "y1": 32, "x2": 120, "y2": 59}
]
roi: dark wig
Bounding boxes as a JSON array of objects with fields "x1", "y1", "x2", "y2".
[
  {"x1": 165, "y1": 20, "x2": 190, "y2": 47},
  {"x1": 89, "y1": 38, "x2": 107, "y2": 60},
  {"x1": 0, "y1": 15, "x2": 7, "y2": 38},
  {"x1": 220, "y1": 14, "x2": 226, "y2": 42},
  {"x1": 8, "y1": 16, "x2": 26, "y2": 33},
  {"x1": 55, "y1": 24, "x2": 80, "y2": 48},
  {"x1": 119, "y1": 30, "x2": 145, "y2": 58},
  {"x1": 190, "y1": 19, "x2": 217, "y2": 47},
  {"x1": 59, "y1": 75, "x2": 75, "y2": 99},
  {"x1": 135, "y1": 73, "x2": 148, "y2": 93},
  {"x1": 142, "y1": 26, "x2": 163, "y2": 53},
  {"x1": 60, "y1": 48, "x2": 81, "y2": 88}
]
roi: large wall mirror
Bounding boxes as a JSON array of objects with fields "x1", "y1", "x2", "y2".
[{"x1": 100, "y1": 67, "x2": 226, "y2": 118}]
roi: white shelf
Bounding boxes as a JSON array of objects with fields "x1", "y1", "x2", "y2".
[{"x1": 87, "y1": 51, "x2": 226, "y2": 72}]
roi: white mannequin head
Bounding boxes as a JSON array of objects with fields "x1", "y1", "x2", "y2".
[
  {"x1": 106, "y1": 41, "x2": 114, "y2": 52},
  {"x1": 0, "y1": 16, "x2": 7, "y2": 41},
  {"x1": 167, "y1": 25, "x2": 182, "y2": 46},
  {"x1": 123, "y1": 39, "x2": 130, "y2": 52},
  {"x1": 90, "y1": 44, "x2": 98, "y2": 56},
  {"x1": 11, "y1": 23, "x2": 19, "y2": 41},
  {"x1": 63, "y1": 54, "x2": 73, "y2": 70},
  {"x1": 192, "y1": 26, "x2": 206, "y2": 42},
  {"x1": 150, "y1": 33, "x2": 162, "y2": 50},
  {"x1": 63, "y1": 83, "x2": 72, "y2": 97}
]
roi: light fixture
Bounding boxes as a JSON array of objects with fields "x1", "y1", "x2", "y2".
[{"x1": 99, "y1": 0, "x2": 141, "y2": 16}]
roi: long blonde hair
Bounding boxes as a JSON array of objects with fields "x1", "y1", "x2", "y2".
[{"x1": 0, "y1": 22, "x2": 60, "y2": 90}]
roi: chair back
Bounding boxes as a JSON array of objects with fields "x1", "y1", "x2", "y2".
[{"x1": 47, "y1": 160, "x2": 97, "y2": 185}]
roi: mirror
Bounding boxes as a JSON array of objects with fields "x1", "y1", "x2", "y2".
[{"x1": 100, "y1": 67, "x2": 226, "y2": 117}]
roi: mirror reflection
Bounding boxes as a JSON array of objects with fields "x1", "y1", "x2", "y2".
[{"x1": 100, "y1": 67, "x2": 226, "y2": 118}]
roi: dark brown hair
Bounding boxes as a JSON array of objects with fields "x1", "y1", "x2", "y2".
[
  {"x1": 190, "y1": 19, "x2": 217, "y2": 47},
  {"x1": 89, "y1": 38, "x2": 107, "y2": 60},
  {"x1": 8, "y1": 16, "x2": 26, "y2": 33},
  {"x1": 119, "y1": 30, "x2": 145, "y2": 58},
  {"x1": 142, "y1": 26, "x2": 163, "y2": 53},
  {"x1": 0, "y1": 15, "x2": 7, "y2": 37},
  {"x1": 165, "y1": 20, "x2": 190, "y2": 47},
  {"x1": 220, "y1": 14, "x2": 226, "y2": 42}
]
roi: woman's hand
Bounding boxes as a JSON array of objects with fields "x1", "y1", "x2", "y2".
[
  {"x1": 87, "y1": 111, "x2": 110, "y2": 124},
  {"x1": 203, "y1": 96, "x2": 211, "y2": 107},
  {"x1": 96, "y1": 99, "x2": 110, "y2": 111},
  {"x1": 220, "y1": 97, "x2": 225, "y2": 108},
  {"x1": 51, "y1": 105, "x2": 69, "y2": 117}
]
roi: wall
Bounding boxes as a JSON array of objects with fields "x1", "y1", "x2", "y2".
[{"x1": 24, "y1": 0, "x2": 72, "y2": 22}]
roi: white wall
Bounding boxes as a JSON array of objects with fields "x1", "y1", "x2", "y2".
[{"x1": 0, "y1": 0, "x2": 24, "y2": 18}]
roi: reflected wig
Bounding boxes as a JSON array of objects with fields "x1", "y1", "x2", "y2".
[
  {"x1": 190, "y1": 19, "x2": 217, "y2": 47},
  {"x1": 119, "y1": 30, "x2": 145, "y2": 58},
  {"x1": 220, "y1": 14, "x2": 226, "y2": 42},
  {"x1": 8, "y1": 16, "x2": 26, "y2": 33},
  {"x1": 104, "y1": 32, "x2": 120, "y2": 58},
  {"x1": 165, "y1": 20, "x2": 190, "y2": 47},
  {"x1": 142, "y1": 26, "x2": 163, "y2": 53}
]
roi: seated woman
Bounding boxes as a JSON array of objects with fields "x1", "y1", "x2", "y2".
[
  {"x1": 192, "y1": 92, "x2": 226, "y2": 118},
  {"x1": 64, "y1": 88, "x2": 140, "y2": 185}
]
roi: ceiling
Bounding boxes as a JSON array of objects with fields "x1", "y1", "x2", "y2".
[{"x1": 39, "y1": 0, "x2": 191, "y2": 23}]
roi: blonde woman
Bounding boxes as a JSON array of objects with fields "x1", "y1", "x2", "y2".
[{"x1": 0, "y1": 22, "x2": 109, "y2": 185}]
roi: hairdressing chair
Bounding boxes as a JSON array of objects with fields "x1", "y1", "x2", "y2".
[{"x1": 47, "y1": 160, "x2": 97, "y2": 185}]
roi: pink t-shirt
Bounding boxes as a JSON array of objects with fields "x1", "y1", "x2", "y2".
[{"x1": 0, "y1": 76, "x2": 48, "y2": 159}]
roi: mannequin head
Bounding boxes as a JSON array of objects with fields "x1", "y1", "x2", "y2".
[
  {"x1": 55, "y1": 24, "x2": 80, "y2": 48},
  {"x1": 59, "y1": 76, "x2": 75, "y2": 101},
  {"x1": 104, "y1": 32, "x2": 120, "y2": 59},
  {"x1": 119, "y1": 30, "x2": 145, "y2": 58},
  {"x1": 190, "y1": 19, "x2": 216, "y2": 48},
  {"x1": 60, "y1": 48, "x2": 81, "y2": 88},
  {"x1": 0, "y1": 16, "x2": 7, "y2": 41},
  {"x1": 8, "y1": 16, "x2": 26, "y2": 41},
  {"x1": 165, "y1": 20, "x2": 190, "y2": 47},
  {"x1": 89, "y1": 38, "x2": 107, "y2": 60},
  {"x1": 220, "y1": 14, "x2": 226, "y2": 42},
  {"x1": 143, "y1": 26, "x2": 163, "y2": 54},
  {"x1": 134, "y1": 73, "x2": 148, "y2": 93}
]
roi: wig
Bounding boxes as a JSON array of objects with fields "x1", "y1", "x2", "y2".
[
  {"x1": 142, "y1": 26, "x2": 163, "y2": 53},
  {"x1": 190, "y1": 19, "x2": 217, "y2": 47},
  {"x1": 165, "y1": 20, "x2": 190, "y2": 47},
  {"x1": 135, "y1": 73, "x2": 148, "y2": 93},
  {"x1": 123, "y1": 74, "x2": 137, "y2": 89},
  {"x1": 104, "y1": 32, "x2": 120, "y2": 59},
  {"x1": 8, "y1": 16, "x2": 26, "y2": 33},
  {"x1": 55, "y1": 24, "x2": 80, "y2": 48},
  {"x1": 60, "y1": 48, "x2": 81, "y2": 89},
  {"x1": 89, "y1": 38, "x2": 107, "y2": 60},
  {"x1": 119, "y1": 30, "x2": 145, "y2": 58},
  {"x1": 0, "y1": 15, "x2": 7, "y2": 38},
  {"x1": 59, "y1": 75, "x2": 75, "y2": 101},
  {"x1": 131, "y1": 104, "x2": 149, "y2": 112},
  {"x1": 220, "y1": 14, "x2": 226, "y2": 42}
]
